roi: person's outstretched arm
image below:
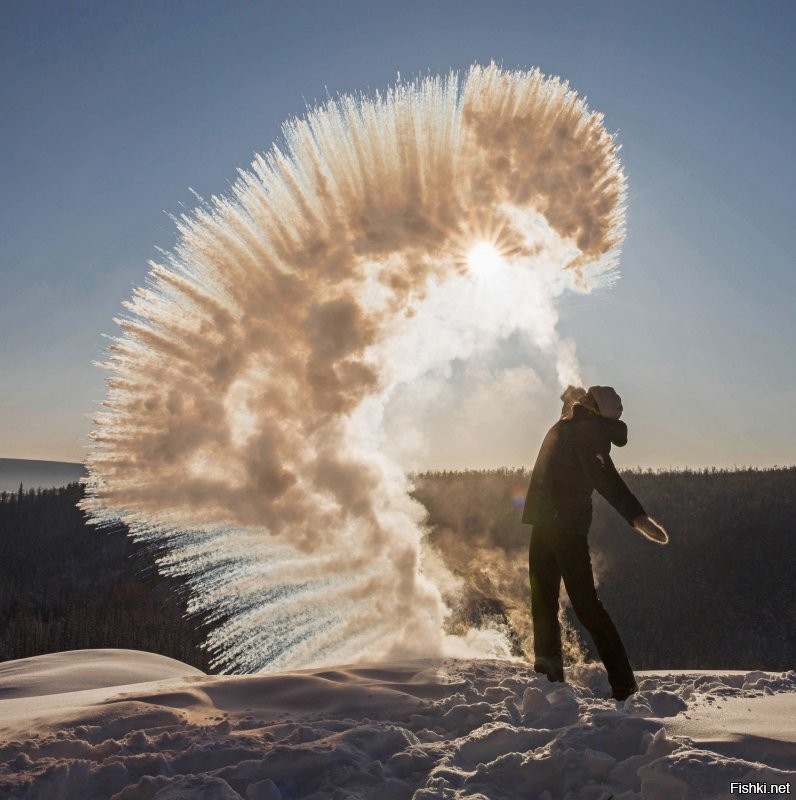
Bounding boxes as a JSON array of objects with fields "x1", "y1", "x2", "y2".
[
  {"x1": 575, "y1": 437, "x2": 669, "y2": 544},
  {"x1": 575, "y1": 432, "x2": 643, "y2": 519}
]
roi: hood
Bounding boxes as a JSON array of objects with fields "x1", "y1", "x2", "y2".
[{"x1": 572, "y1": 402, "x2": 628, "y2": 447}]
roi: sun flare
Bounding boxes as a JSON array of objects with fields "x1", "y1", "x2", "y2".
[{"x1": 467, "y1": 242, "x2": 505, "y2": 277}]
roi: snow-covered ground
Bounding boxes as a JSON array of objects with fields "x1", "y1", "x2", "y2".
[{"x1": 0, "y1": 650, "x2": 793, "y2": 799}]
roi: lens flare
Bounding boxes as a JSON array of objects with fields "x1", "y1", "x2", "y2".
[
  {"x1": 81, "y1": 63, "x2": 626, "y2": 672},
  {"x1": 511, "y1": 483, "x2": 528, "y2": 509}
]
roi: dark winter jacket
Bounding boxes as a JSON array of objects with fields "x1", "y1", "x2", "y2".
[{"x1": 522, "y1": 403, "x2": 645, "y2": 535}]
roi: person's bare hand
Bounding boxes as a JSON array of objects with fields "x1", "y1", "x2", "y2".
[{"x1": 632, "y1": 515, "x2": 669, "y2": 545}]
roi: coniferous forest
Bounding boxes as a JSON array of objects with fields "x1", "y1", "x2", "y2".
[
  {"x1": 0, "y1": 483, "x2": 214, "y2": 671},
  {"x1": 411, "y1": 467, "x2": 795, "y2": 672},
  {"x1": 1, "y1": 468, "x2": 793, "y2": 673}
]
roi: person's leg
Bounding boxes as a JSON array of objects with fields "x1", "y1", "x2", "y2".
[
  {"x1": 529, "y1": 525, "x2": 564, "y2": 681},
  {"x1": 553, "y1": 534, "x2": 637, "y2": 697}
]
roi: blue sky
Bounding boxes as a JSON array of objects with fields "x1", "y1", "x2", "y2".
[{"x1": 2, "y1": 1, "x2": 795, "y2": 468}]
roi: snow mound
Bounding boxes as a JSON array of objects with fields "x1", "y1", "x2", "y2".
[
  {"x1": 0, "y1": 649, "x2": 205, "y2": 699},
  {"x1": 0, "y1": 651, "x2": 794, "y2": 799}
]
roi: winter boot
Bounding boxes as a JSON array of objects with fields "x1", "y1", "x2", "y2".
[
  {"x1": 611, "y1": 681, "x2": 639, "y2": 701},
  {"x1": 533, "y1": 658, "x2": 565, "y2": 683}
]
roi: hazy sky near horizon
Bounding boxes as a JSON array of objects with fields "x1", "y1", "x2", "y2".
[{"x1": 2, "y1": 1, "x2": 795, "y2": 470}]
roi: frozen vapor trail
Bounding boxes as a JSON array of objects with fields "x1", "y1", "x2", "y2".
[{"x1": 82, "y1": 63, "x2": 626, "y2": 672}]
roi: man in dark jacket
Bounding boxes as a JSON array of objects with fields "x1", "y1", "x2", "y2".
[{"x1": 523, "y1": 385, "x2": 667, "y2": 701}]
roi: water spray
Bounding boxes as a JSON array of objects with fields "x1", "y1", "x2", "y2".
[{"x1": 82, "y1": 63, "x2": 626, "y2": 672}]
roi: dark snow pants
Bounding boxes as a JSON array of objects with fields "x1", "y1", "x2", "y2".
[{"x1": 529, "y1": 523, "x2": 636, "y2": 692}]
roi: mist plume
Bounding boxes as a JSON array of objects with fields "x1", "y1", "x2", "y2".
[{"x1": 82, "y1": 63, "x2": 626, "y2": 672}]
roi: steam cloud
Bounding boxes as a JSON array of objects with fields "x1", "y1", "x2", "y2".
[{"x1": 82, "y1": 64, "x2": 626, "y2": 672}]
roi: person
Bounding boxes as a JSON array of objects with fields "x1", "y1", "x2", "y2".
[{"x1": 522, "y1": 385, "x2": 668, "y2": 701}]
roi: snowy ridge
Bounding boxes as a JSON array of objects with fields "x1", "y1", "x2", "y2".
[{"x1": 0, "y1": 650, "x2": 793, "y2": 799}]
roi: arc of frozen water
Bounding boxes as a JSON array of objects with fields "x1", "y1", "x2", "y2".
[{"x1": 82, "y1": 63, "x2": 626, "y2": 672}]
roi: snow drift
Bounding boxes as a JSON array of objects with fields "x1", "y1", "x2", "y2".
[{"x1": 1, "y1": 650, "x2": 793, "y2": 799}]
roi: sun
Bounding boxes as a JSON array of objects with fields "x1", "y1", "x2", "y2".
[{"x1": 467, "y1": 242, "x2": 505, "y2": 277}]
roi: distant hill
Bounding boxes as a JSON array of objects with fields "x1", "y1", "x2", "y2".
[{"x1": 0, "y1": 459, "x2": 86, "y2": 493}]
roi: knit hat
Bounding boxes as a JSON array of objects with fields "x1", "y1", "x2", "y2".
[{"x1": 587, "y1": 386, "x2": 623, "y2": 420}]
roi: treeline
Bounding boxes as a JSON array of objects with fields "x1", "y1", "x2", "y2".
[
  {"x1": 411, "y1": 466, "x2": 796, "y2": 671},
  {"x1": 1, "y1": 469, "x2": 793, "y2": 672},
  {"x1": 0, "y1": 483, "x2": 213, "y2": 671}
]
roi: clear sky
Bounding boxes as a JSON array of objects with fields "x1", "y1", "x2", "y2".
[{"x1": 2, "y1": 0, "x2": 795, "y2": 469}]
